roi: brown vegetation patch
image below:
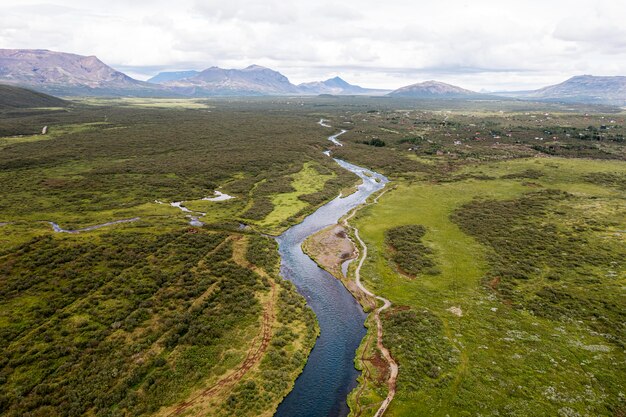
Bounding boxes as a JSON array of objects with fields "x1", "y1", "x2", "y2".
[
  {"x1": 489, "y1": 276, "x2": 501, "y2": 289},
  {"x1": 302, "y1": 225, "x2": 356, "y2": 278},
  {"x1": 369, "y1": 350, "x2": 391, "y2": 385},
  {"x1": 40, "y1": 178, "x2": 69, "y2": 188}
]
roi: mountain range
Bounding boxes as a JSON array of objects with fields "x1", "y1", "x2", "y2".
[
  {"x1": 158, "y1": 64, "x2": 301, "y2": 96},
  {"x1": 0, "y1": 49, "x2": 625, "y2": 105},
  {"x1": 148, "y1": 67, "x2": 384, "y2": 96}
]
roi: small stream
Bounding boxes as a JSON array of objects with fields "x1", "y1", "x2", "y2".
[
  {"x1": 48, "y1": 217, "x2": 140, "y2": 233},
  {"x1": 274, "y1": 149, "x2": 388, "y2": 415}
]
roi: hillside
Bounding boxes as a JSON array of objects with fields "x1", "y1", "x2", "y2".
[
  {"x1": 0, "y1": 84, "x2": 67, "y2": 109},
  {"x1": 0, "y1": 49, "x2": 174, "y2": 97},
  {"x1": 388, "y1": 80, "x2": 479, "y2": 98},
  {"x1": 527, "y1": 75, "x2": 626, "y2": 105}
]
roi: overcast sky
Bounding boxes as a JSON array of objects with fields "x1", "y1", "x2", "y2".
[{"x1": 1, "y1": 0, "x2": 625, "y2": 90}]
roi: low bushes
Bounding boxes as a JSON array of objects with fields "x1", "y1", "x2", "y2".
[{"x1": 385, "y1": 225, "x2": 438, "y2": 277}]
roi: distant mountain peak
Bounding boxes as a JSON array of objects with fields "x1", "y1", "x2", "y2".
[
  {"x1": 297, "y1": 76, "x2": 385, "y2": 95},
  {"x1": 388, "y1": 80, "x2": 477, "y2": 98},
  {"x1": 493, "y1": 74, "x2": 626, "y2": 105},
  {"x1": 323, "y1": 76, "x2": 351, "y2": 88},
  {"x1": 243, "y1": 64, "x2": 269, "y2": 70},
  {"x1": 147, "y1": 70, "x2": 199, "y2": 84}
]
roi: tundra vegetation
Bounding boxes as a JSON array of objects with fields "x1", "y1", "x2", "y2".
[
  {"x1": 338, "y1": 103, "x2": 625, "y2": 417},
  {"x1": 0, "y1": 95, "x2": 625, "y2": 416}
]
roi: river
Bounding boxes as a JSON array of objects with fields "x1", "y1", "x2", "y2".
[{"x1": 274, "y1": 156, "x2": 388, "y2": 417}]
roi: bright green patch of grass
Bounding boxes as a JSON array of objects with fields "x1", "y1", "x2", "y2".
[
  {"x1": 257, "y1": 162, "x2": 335, "y2": 233},
  {"x1": 76, "y1": 97, "x2": 213, "y2": 109},
  {"x1": 0, "y1": 122, "x2": 109, "y2": 149}
]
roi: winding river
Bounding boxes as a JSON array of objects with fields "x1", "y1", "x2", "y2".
[{"x1": 274, "y1": 148, "x2": 388, "y2": 415}]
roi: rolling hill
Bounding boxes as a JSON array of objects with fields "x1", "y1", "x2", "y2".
[
  {"x1": 387, "y1": 80, "x2": 479, "y2": 98},
  {"x1": 0, "y1": 84, "x2": 67, "y2": 109}
]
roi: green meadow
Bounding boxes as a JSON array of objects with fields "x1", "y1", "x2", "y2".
[{"x1": 351, "y1": 157, "x2": 625, "y2": 416}]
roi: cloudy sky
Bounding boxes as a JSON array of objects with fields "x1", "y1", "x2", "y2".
[{"x1": 1, "y1": 0, "x2": 625, "y2": 90}]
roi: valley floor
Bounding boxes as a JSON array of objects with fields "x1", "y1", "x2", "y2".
[{"x1": 1, "y1": 96, "x2": 625, "y2": 417}]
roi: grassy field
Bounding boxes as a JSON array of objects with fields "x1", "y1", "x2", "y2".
[
  {"x1": 350, "y1": 157, "x2": 625, "y2": 416},
  {"x1": 258, "y1": 162, "x2": 335, "y2": 233}
]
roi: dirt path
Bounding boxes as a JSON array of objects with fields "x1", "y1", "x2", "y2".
[
  {"x1": 164, "y1": 237, "x2": 276, "y2": 416},
  {"x1": 342, "y1": 190, "x2": 398, "y2": 417}
]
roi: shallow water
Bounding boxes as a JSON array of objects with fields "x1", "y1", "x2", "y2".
[
  {"x1": 274, "y1": 159, "x2": 388, "y2": 417},
  {"x1": 202, "y1": 191, "x2": 235, "y2": 201},
  {"x1": 341, "y1": 259, "x2": 354, "y2": 278},
  {"x1": 328, "y1": 130, "x2": 346, "y2": 146},
  {"x1": 48, "y1": 217, "x2": 140, "y2": 233}
]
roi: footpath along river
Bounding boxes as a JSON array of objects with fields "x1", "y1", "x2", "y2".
[{"x1": 274, "y1": 126, "x2": 388, "y2": 417}]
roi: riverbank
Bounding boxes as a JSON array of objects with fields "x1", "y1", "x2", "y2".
[
  {"x1": 273, "y1": 149, "x2": 388, "y2": 416},
  {"x1": 292, "y1": 183, "x2": 398, "y2": 417}
]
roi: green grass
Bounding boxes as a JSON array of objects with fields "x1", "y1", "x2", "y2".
[
  {"x1": 258, "y1": 162, "x2": 335, "y2": 232},
  {"x1": 352, "y1": 157, "x2": 626, "y2": 416},
  {"x1": 0, "y1": 122, "x2": 109, "y2": 149},
  {"x1": 76, "y1": 97, "x2": 214, "y2": 109}
]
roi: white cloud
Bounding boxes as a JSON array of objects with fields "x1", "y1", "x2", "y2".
[{"x1": 0, "y1": 0, "x2": 625, "y2": 90}]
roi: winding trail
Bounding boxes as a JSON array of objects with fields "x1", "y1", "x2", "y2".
[
  {"x1": 165, "y1": 236, "x2": 277, "y2": 416},
  {"x1": 343, "y1": 188, "x2": 398, "y2": 417}
]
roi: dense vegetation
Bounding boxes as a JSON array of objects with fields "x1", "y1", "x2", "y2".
[
  {"x1": 382, "y1": 308, "x2": 455, "y2": 390},
  {"x1": 0, "y1": 230, "x2": 258, "y2": 415},
  {"x1": 384, "y1": 225, "x2": 437, "y2": 276},
  {"x1": 0, "y1": 99, "x2": 353, "y2": 416},
  {"x1": 451, "y1": 190, "x2": 625, "y2": 347}
]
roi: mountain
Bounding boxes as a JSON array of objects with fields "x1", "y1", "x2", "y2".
[
  {"x1": 165, "y1": 65, "x2": 300, "y2": 96},
  {"x1": 497, "y1": 75, "x2": 626, "y2": 106},
  {"x1": 0, "y1": 49, "x2": 174, "y2": 97},
  {"x1": 0, "y1": 84, "x2": 67, "y2": 110},
  {"x1": 388, "y1": 80, "x2": 479, "y2": 98},
  {"x1": 298, "y1": 76, "x2": 387, "y2": 95},
  {"x1": 147, "y1": 70, "x2": 199, "y2": 84}
]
